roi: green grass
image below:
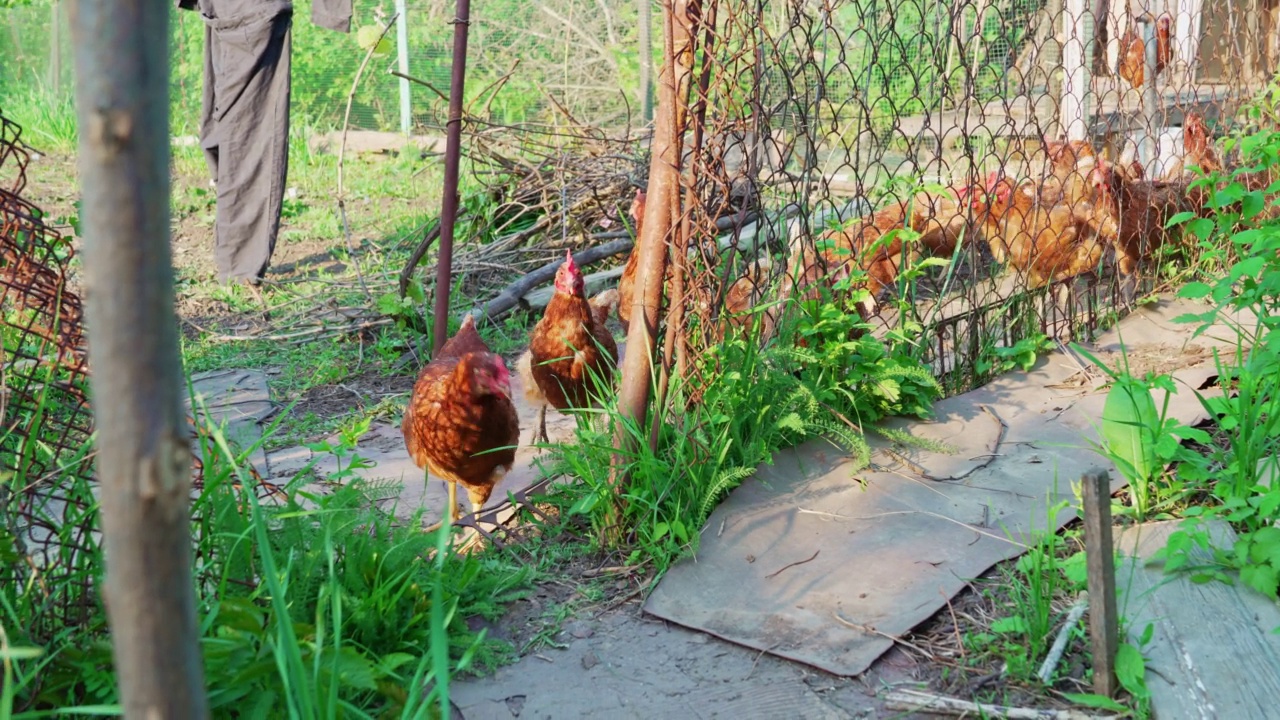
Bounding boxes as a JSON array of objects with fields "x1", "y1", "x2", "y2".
[
  {"x1": 538, "y1": 283, "x2": 946, "y2": 572},
  {"x1": 0, "y1": 382, "x2": 540, "y2": 715},
  {"x1": 0, "y1": 77, "x2": 77, "y2": 153}
]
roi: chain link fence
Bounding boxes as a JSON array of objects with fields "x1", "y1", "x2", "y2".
[
  {"x1": 1, "y1": 107, "x2": 99, "y2": 643},
  {"x1": 0, "y1": 106, "x2": 291, "y2": 648}
]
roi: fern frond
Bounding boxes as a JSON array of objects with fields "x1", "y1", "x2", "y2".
[
  {"x1": 699, "y1": 466, "x2": 757, "y2": 519},
  {"x1": 872, "y1": 425, "x2": 957, "y2": 454},
  {"x1": 804, "y1": 418, "x2": 871, "y2": 470}
]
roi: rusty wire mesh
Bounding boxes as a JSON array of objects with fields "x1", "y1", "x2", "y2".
[
  {"x1": 0, "y1": 108, "x2": 100, "y2": 639},
  {"x1": 406, "y1": 0, "x2": 1272, "y2": 400},
  {"x1": 0, "y1": 108, "x2": 255, "y2": 646}
]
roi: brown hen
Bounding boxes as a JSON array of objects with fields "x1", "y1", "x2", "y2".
[
  {"x1": 1163, "y1": 112, "x2": 1224, "y2": 181},
  {"x1": 402, "y1": 314, "x2": 520, "y2": 525},
  {"x1": 791, "y1": 186, "x2": 979, "y2": 316},
  {"x1": 617, "y1": 188, "x2": 647, "y2": 333},
  {"x1": 1166, "y1": 114, "x2": 1280, "y2": 219},
  {"x1": 722, "y1": 256, "x2": 776, "y2": 338},
  {"x1": 520, "y1": 250, "x2": 619, "y2": 444},
  {"x1": 1038, "y1": 138, "x2": 1099, "y2": 205},
  {"x1": 1118, "y1": 13, "x2": 1173, "y2": 92},
  {"x1": 1090, "y1": 159, "x2": 1191, "y2": 296},
  {"x1": 973, "y1": 171, "x2": 1117, "y2": 288}
]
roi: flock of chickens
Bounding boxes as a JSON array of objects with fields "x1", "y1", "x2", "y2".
[{"x1": 398, "y1": 10, "x2": 1262, "y2": 523}]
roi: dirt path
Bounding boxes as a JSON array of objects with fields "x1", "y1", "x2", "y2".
[{"x1": 452, "y1": 603, "x2": 922, "y2": 719}]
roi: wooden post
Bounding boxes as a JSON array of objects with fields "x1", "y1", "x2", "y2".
[
  {"x1": 1061, "y1": 0, "x2": 1094, "y2": 141},
  {"x1": 1082, "y1": 468, "x2": 1120, "y2": 698},
  {"x1": 1091, "y1": 0, "x2": 1110, "y2": 75},
  {"x1": 608, "y1": 0, "x2": 699, "y2": 540},
  {"x1": 68, "y1": 0, "x2": 209, "y2": 716}
]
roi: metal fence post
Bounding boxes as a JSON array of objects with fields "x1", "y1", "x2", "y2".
[
  {"x1": 395, "y1": 0, "x2": 412, "y2": 135},
  {"x1": 431, "y1": 0, "x2": 472, "y2": 353}
]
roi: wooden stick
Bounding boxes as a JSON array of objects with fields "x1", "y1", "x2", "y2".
[
  {"x1": 764, "y1": 549, "x2": 819, "y2": 579},
  {"x1": 1037, "y1": 591, "x2": 1090, "y2": 684},
  {"x1": 883, "y1": 689, "x2": 1119, "y2": 720},
  {"x1": 609, "y1": 0, "x2": 699, "y2": 538},
  {"x1": 399, "y1": 221, "x2": 441, "y2": 298},
  {"x1": 1082, "y1": 468, "x2": 1120, "y2": 698}
]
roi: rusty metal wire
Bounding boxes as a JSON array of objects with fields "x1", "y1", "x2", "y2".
[
  {"x1": 1, "y1": 107, "x2": 99, "y2": 641},
  {"x1": 385, "y1": 1, "x2": 1272, "y2": 408},
  {"x1": 0, "y1": 109, "x2": 259, "y2": 647}
]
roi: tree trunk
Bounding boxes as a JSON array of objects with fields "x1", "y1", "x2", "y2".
[
  {"x1": 608, "y1": 0, "x2": 700, "y2": 541},
  {"x1": 68, "y1": 2, "x2": 209, "y2": 717}
]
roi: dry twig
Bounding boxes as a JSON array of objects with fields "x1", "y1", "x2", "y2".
[
  {"x1": 335, "y1": 13, "x2": 399, "y2": 303},
  {"x1": 884, "y1": 689, "x2": 1118, "y2": 720},
  {"x1": 764, "y1": 549, "x2": 820, "y2": 579}
]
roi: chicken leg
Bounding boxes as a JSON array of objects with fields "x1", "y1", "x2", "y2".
[
  {"x1": 446, "y1": 479, "x2": 461, "y2": 525},
  {"x1": 530, "y1": 403, "x2": 550, "y2": 445},
  {"x1": 1118, "y1": 273, "x2": 1139, "y2": 308}
]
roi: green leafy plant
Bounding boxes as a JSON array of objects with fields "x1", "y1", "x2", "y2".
[
  {"x1": 987, "y1": 498, "x2": 1076, "y2": 681},
  {"x1": 976, "y1": 331, "x2": 1054, "y2": 377},
  {"x1": 543, "y1": 283, "x2": 943, "y2": 573},
  {"x1": 1071, "y1": 343, "x2": 1209, "y2": 521},
  {"x1": 1123, "y1": 123, "x2": 1280, "y2": 601}
]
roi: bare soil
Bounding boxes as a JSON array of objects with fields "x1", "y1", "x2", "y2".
[{"x1": 288, "y1": 366, "x2": 415, "y2": 425}]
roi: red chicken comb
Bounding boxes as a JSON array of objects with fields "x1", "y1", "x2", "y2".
[{"x1": 564, "y1": 248, "x2": 580, "y2": 275}]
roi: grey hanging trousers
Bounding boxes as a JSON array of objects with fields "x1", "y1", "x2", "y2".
[
  {"x1": 191, "y1": 0, "x2": 294, "y2": 283},
  {"x1": 175, "y1": 0, "x2": 352, "y2": 282}
]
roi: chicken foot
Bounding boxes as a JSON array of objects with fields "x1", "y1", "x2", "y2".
[{"x1": 530, "y1": 404, "x2": 551, "y2": 445}]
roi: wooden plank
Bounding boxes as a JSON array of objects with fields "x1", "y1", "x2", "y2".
[
  {"x1": 892, "y1": 84, "x2": 1244, "y2": 146},
  {"x1": 1082, "y1": 469, "x2": 1119, "y2": 698},
  {"x1": 1115, "y1": 520, "x2": 1280, "y2": 720}
]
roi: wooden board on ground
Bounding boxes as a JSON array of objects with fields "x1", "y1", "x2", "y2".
[
  {"x1": 188, "y1": 368, "x2": 276, "y2": 478},
  {"x1": 1116, "y1": 520, "x2": 1280, "y2": 720},
  {"x1": 643, "y1": 297, "x2": 1234, "y2": 677}
]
